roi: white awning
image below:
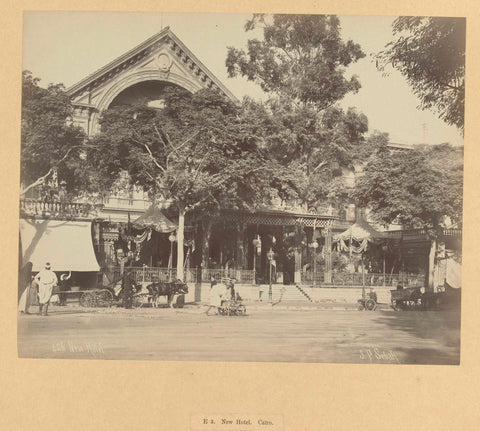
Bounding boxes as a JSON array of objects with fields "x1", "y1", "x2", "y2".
[{"x1": 20, "y1": 219, "x2": 100, "y2": 272}]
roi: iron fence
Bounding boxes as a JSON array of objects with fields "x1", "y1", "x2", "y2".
[
  {"x1": 99, "y1": 266, "x2": 425, "y2": 288},
  {"x1": 300, "y1": 271, "x2": 425, "y2": 287}
]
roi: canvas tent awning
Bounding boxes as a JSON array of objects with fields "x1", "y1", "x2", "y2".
[
  {"x1": 334, "y1": 219, "x2": 386, "y2": 243},
  {"x1": 20, "y1": 219, "x2": 100, "y2": 272},
  {"x1": 446, "y1": 257, "x2": 461, "y2": 289},
  {"x1": 133, "y1": 205, "x2": 177, "y2": 233}
]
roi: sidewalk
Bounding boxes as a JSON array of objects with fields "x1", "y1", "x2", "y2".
[
  {"x1": 247, "y1": 300, "x2": 392, "y2": 311},
  {"x1": 191, "y1": 300, "x2": 392, "y2": 312}
]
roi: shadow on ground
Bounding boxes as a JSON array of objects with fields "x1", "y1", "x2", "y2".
[{"x1": 373, "y1": 308, "x2": 461, "y2": 365}]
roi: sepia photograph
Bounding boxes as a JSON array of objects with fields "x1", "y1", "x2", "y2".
[{"x1": 18, "y1": 11, "x2": 463, "y2": 365}]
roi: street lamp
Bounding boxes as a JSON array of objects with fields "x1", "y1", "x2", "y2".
[
  {"x1": 252, "y1": 235, "x2": 261, "y2": 285},
  {"x1": 310, "y1": 240, "x2": 319, "y2": 288},
  {"x1": 267, "y1": 248, "x2": 274, "y2": 302},
  {"x1": 169, "y1": 232, "x2": 176, "y2": 281},
  {"x1": 382, "y1": 244, "x2": 388, "y2": 286}
]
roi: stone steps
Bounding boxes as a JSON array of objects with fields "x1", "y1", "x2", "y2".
[{"x1": 258, "y1": 285, "x2": 312, "y2": 302}]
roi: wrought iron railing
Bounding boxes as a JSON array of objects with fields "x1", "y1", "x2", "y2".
[
  {"x1": 199, "y1": 268, "x2": 255, "y2": 284},
  {"x1": 99, "y1": 266, "x2": 424, "y2": 288},
  {"x1": 300, "y1": 271, "x2": 425, "y2": 287}
]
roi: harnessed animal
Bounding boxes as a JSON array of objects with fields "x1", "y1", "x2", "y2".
[{"x1": 145, "y1": 279, "x2": 188, "y2": 308}]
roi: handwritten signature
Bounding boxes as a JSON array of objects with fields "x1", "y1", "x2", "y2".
[
  {"x1": 52, "y1": 341, "x2": 104, "y2": 356},
  {"x1": 359, "y1": 348, "x2": 400, "y2": 363}
]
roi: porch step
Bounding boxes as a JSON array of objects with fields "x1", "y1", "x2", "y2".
[{"x1": 258, "y1": 285, "x2": 312, "y2": 302}]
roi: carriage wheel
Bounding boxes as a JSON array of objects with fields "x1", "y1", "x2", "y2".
[
  {"x1": 358, "y1": 302, "x2": 365, "y2": 311},
  {"x1": 80, "y1": 292, "x2": 97, "y2": 308},
  {"x1": 132, "y1": 294, "x2": 144, "y2": 309},
  {"x1": 97, "y1": 290, "x2": 113, "y2": 308},
  {"x1": 365, "y1": 299, "x2": 376, "y2": 311},
  {"x1": 238, "y1": 305, "x2": 246, "y2": 315}
]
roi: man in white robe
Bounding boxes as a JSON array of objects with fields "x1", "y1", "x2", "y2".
[
  {"x1": 206, "y1": 280, "x2": 227, "y2": 316},
  {"x1": 34, "y1": 262, "x2": 58, "y2": 316}
]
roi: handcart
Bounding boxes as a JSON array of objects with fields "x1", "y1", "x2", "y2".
[
  {"x1": 357, "y1": 288, "x2": 378, "y2": 311},
  {"x1": 219, "y1": 299, "x2": 247, "y2": 316}
]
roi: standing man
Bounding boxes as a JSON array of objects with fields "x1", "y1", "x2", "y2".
[
  {"x1": 34, "y1": 262, "x2": 58, "y2": 316},
  {"x1": 206, "y1": 278, "x2": 227, "y2": 316},
  {"x1": 58, "y1": 272, "x2": 71, "y2": 306}
]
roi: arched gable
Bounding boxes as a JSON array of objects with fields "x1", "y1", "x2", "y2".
[{"x1": 67, "y1": 27, "x2": 237, "y2": 136}]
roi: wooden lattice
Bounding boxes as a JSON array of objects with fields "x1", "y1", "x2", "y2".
[{"x1": 223, "y1": 211, "x2": 334, "y2": 228}]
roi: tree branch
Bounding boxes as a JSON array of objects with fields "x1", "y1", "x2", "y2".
[
  {"x1": 143, "y1": 144, "x2": 166, "y2": 173},
  {"x1": 20, "y1": 145, "x2": 78, "y2": 197}
]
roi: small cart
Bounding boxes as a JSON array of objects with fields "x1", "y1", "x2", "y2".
[
  {"x1": 357, "y1": 289, "x2": 378, "y2": 311},
  {"x1": 219, "y1": 299, "x2": 247, "y2": 316}
]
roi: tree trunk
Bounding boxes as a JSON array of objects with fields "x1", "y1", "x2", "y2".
[
  {"x1": 201, "y1": 219, "x2": 213, "y2": 270},
  {"x1": 427, "y1": 237, "x2": 437, "y2": 292},
  {"x1": 176, "y1": 204, "x2": 185, "y2": 281}
]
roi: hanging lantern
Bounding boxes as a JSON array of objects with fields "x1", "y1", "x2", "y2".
[{"x1": 252, "y1": 235, "x2": 262, "y2": 256}]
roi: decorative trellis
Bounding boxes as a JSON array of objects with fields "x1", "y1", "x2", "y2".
[{"x1": 223, "y1": 211, "x2": 334, "y2": 228}]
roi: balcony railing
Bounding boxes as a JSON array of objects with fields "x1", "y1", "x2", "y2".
[
  {"x1": 20, "y1": 199, "x2": 96, "y2": 219},
  {"x1": 101, "y1": 197, "x2": 151, "y2": 210}
]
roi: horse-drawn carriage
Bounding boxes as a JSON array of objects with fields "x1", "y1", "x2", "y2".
[
  {"x1": 79, "y1": 275, "x2": 144, "y2": 309},
  {"x1": 79, "y1": 274, "x2": 188, "y2": 309},
  {"x1": 390, "y1": 286, "x2": 423, "y2": 311}
]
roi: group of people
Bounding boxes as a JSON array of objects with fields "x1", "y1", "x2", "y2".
[
  {"x1": 18, "y1": 262, "x2": 71, "y2": 316},
  {"x1": 206, "y1": 277, "x2": 236, "y2": 316}
]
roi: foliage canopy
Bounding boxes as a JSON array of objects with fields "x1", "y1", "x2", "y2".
[
  {"x1": 377, "y1": 17, "x2": 465, "y2": 131},
  {"x1": 226, "y1": 14, "x2": 365, "y2": 110},
  {"x1": 21, "y1": 71, "x2": 87, "y2": 196},
  {"x1": 353, "y1": 144, "x2": 463, "y2": 233}
]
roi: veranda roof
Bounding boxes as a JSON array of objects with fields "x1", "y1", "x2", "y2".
[
  {"x1": 334, "y1": 218, "x2": 386, "y2": 243},
  {"x1": 133, "y1": 205, "x2": 177, "y2": 233}
]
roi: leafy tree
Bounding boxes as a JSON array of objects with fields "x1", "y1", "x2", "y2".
[
  {"x1": 353, "y1": 144, "x2": 463, "y2": 231},
  {"x1": 241, "y1": 97, "x2": 371, "y2": 212},
  {"x1": 353, "y1": 143, "x2": 463, "y2": 288},
  {"x1": 227, "y1": 14, "x2": 373, "y2": 214},
  {"x1": 226, "y1": 14, "x2": 365, "y2": 110},
  {"x1": 21, "y1": 71, "x2": 87, "y2": 197},
  {"x1": 90, "y1": 87, "x2": 271, "y2": 279},
  {"x1": 376, "y1": 17, "x2": 466, "y2": 131}
]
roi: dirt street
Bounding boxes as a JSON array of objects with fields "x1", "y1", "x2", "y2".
[{"x1": 17, "y1": 305, "x2": 460, "y2": 364}]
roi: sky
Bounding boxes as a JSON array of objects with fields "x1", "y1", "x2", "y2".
[{"x1": 22, "y1": 11, "x2": 464, "y2": 147}]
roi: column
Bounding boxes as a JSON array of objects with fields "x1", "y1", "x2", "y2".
[
  {"x1": 235, "y1": 222, "x2": 246, "y2": 281},
  {"x1": 324, "y1": 227, "x2": 332, "y2": 284}
]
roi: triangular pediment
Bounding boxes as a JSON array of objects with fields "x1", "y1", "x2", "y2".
[{"x1": 67, "y1": 27, "x2": 237, "y2": 108}]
